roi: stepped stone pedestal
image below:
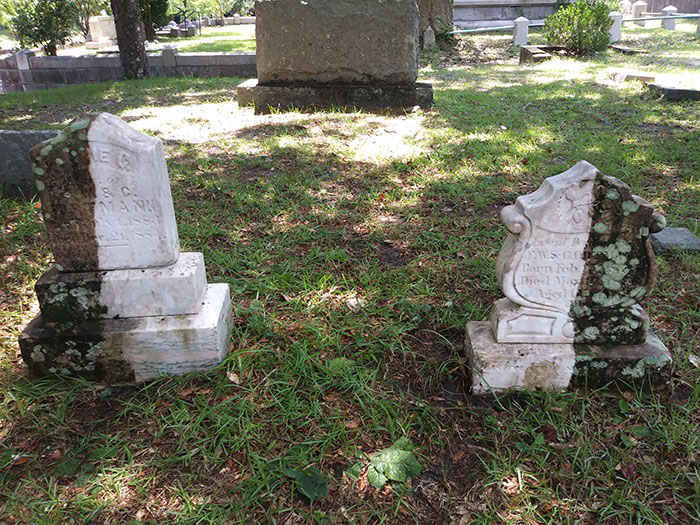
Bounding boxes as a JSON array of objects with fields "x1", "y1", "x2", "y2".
[
  {"x1": 19, "y1": 113, "x2": 232, "y2": 383},
  {"x1": 466, "y1": 161, "x2": 672, "y2": 393}
]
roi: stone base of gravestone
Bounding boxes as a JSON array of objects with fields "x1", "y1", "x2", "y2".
[
  {"x1": 0, "y1": 130, "x2": 60, "y2": 198},
  {"x1": 236, "y1": 79, "x2": 434, "y2": 114},
  {"x1": 34, "y1": 253, "x2": 207, "y2": 323},
  {"x1": 20, "y1": 284, "x2": 231, "y2": 383},
  {"x1": 650, "y1": 227, "x2": 700, "y2": 254},
  {"x1": 466, "y1": 322, "x2": 672, "y2": 393}
]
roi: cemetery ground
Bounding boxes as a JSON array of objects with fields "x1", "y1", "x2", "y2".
[{"x1": 1, "y1": 26, "x2": 699, "y2": 524}]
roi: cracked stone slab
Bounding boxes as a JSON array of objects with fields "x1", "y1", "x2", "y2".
[{"x1": 19, "y1": 283, "x2": 232, "y2": 383}]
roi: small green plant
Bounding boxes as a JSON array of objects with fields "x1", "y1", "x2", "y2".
[
  {"x1": 543, "y1": 0, "x2": 614, "y2": 56},
  {"x1": 10, "y1": 0, "x2": 77, "y2": 55}
]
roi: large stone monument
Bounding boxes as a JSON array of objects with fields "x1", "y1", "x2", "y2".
[
  {"x1": 86, "y1": 14, "x2": 118, "y2": 50},
  {"x1": 466, "y1": 161, "x2": 672, "y2": 393},
  {"x1": 236, "y1": 0, "x2": 433, "y2": 113},
  {"x1": 18, "y1": 113, "x2": 232, "y2": 383}
]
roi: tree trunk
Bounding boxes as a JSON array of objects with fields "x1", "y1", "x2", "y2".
[
  {"x1": 110, "y1": 0, "x2": 149, "y2": 79},
  {"x1": 417, "y1": 0, "x2": 454, "y2": 48}
]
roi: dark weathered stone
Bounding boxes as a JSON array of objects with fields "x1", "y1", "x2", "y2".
[
  {"x1": 255, "y1": 0, "x2": 419, "y2": 86},
  {"x1": 571, "y1": 174, "x2": 664, "y2": 346},
  {"x1": 19, "y1": 316, "x2": 132, "y2": 383},
  {"x1": 237, "y1": 78, "x2": 434, "y2": 113},
  {"x1": 30, "y1": 115, "x2": 100, "y2": 271},
  {"x1": 572, "y1": 332, "x2": 672, "y2": 390},
  {"x1": 646, "y1": 83, "x2": 700, "y2": 102},
  {"x1": 651, "y1": 227, "x2": 700, "y2": 255},
  {"x1": 0, "y1": 130, "x2": 61, "y2": 198},
  {"x1": 35, "y1": 266, "x2": 107, "y2": 323}
]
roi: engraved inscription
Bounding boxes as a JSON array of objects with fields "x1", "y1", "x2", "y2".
[
  {"x1": 514, "y1": 233, "x2": 587, "y2": 308},
  {"x1": 95, "y1": 183, "x2": 165, "y2": 248}
]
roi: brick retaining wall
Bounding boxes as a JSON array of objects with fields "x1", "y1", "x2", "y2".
[{"x1": 0, "y1": 49, "x2": 256, "y2": 94}]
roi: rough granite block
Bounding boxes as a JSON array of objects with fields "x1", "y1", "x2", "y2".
[
  {"x1": 36, "y1": 252, "x2": 207, "y2": 322},
  {"x1": 19, "y1": 283, "x2": 232, "y2": 383},
  {"x1": 650, "y1": 227, "x2": 700, "y2": 254},
  {"x1": 0, "y1": 129, "x2": 61, "y2": 198},
  {"x1": 255, "y1": 0, "x2": 419, "y2": 86}
]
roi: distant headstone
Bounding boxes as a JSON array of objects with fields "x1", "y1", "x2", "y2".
[
  {"x1": 0, "y1": 130, "x2": 59, "y2": 198},
  {"x1": 423, "y1": 26, "x2": 436, "y2": 49},
  {"x1": 86, "y1": 15, "x2": 118, "y2": 50},
  {"x1": 466, "y1": 161, "x2": 672, "y2": 393},
  {"x1": 608, "y1": 68, "x2": 655, "y2": 83},
  {"x1": 19, "y1": 113, "x2": 232, "y2": 383},
  {"x1": 237, "y1": 0, "x2": 433, "y2": 113}
]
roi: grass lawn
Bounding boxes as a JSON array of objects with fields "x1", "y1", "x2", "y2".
[
  {"x1": 0, "y1": 23, "x2": 699, "y2": 524},
  {"x1": 158, "y1": 25, "x2": 255, "y2": 53}
]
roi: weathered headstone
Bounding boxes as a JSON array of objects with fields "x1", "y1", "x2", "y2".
[
  {"x1": 236, "y1": 0, "x2": 433, "y2": 113},
  {"x1": 19, "y1": 113, "x2": 232, "y2": 383},
  {"x1": 466, "y1": 161, "x2": 671, "y2": 393},
  {"x1": 86, "y1": 15, "x2": 118, "y2": 50},
  {"x1": 0, "y1": 129, "x2": 60, "y2": 198}
]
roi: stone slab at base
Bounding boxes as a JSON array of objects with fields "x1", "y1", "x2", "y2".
[
  {"x1": 646, "y1": 83, "x2": 700, "y2": 101},
  {"x1": 608, "y1": 68, "x2": 655, "y2": 83},
  {"x1": 572, "y1": 331, "x2": 672, "y2": 390},
  {"x1": 466, "y1": 321, "x2": 672, "y2": 393},
  {"x1": 19, "y1": 283, "x2": 232, "y2": 383},
  {"x1": 236, "y1": 79, "x2": 434, "y2": 114},
  {"x1": 650, "y1": 227, "x2": 700, "y2": 255},
  {"x1": 35, "y1": 252, "x2": 207, "y2": 322},
  {"x1": 466, "y1": 321, "x2": 575, "y2": 394}
]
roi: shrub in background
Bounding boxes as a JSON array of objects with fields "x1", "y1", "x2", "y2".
[
  {"x1": 10, "y1": 0, "x2": 78, "y2": 55},
  {"x1": 543, "y1": 0, "x2": 615, "y2": 56}
]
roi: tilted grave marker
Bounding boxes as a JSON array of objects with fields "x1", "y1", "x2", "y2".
[
  {"x1": 466, "y1": 161, "x2": 672, "y2": 393},
  {"x1": 19, "y1": 113, "x2": 232, "y2": 383}
]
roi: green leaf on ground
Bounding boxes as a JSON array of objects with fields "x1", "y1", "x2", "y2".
[
  {"x1": 367, "y1": 437, "x2": 422, "y2": 489},
  {"x1": 281, "y1": 467, "x2": 328, "y2": 502}
]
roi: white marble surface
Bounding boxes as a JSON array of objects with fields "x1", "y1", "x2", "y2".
[
  {"x1": 99, "y1": 252, "x2": 206, "y2": 318},
  {"x1": 466, "y1": 321, "x2": 575, "y2": 394},
  {"x1": 89, "y1": 113, "x2": 180, "y2": 270},
  {"x1": 114, "y1": 283, "x2": 231, "y2": 382},
  {"x1": 493, "y1": 160, "x2": 597, "y2": 343}
]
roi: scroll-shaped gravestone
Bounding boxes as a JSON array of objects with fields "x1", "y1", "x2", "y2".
[
  {"x1": 466, "y1": 161, "x2": 671, "y2": 393},
  {"x1": 492, "y1": 161, "x2": 664, "y2": 345},
  {"x1": 30, "y1": 113, "x2": 179, "y2": 271}
]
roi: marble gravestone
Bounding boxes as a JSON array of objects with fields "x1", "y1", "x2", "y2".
[
  {"x1": 19, "y1": 113, "x2": 232, "y2": 383},
  {"x1": 466, "y1": 161, "x2": 672, "y2": 393}
]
